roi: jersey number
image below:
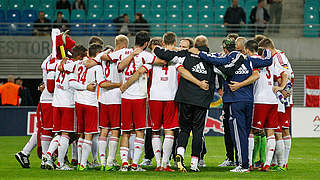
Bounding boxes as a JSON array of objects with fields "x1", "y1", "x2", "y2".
[
  {"x1": 125, "y1": 60, "x2": 136, "y2": 76},
  {"x1": 266, "y1": 67, "x2": 271, "y2": 79},
  {"x1": 104, "y1": 62, "x2": 111, "y2": 78},
  {"x1": 56, "y1": 72, "x2": 66, "y2": 84},
  {"x1": 162, "y1": 65, "x2": 168, "y2": 75},
  {"x1": 77, "y1": 66, "x2": 88, "y2": 84}
]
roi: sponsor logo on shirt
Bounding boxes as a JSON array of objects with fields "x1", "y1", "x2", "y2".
[
  {"x1": 235, "y1": 64, "x2": 249, "y2": 74},
  {"x1": 161, "y1": 77, "x2": 168, "y2": 81},
  {"x1": 192, "y1": 62, "x2": 207, "y2": 74},
  {"x1": 57, "y1": 84, "x2": 64, "y2": 90}
]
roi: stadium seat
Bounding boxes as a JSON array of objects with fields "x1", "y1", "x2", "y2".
[
  {"x1": 120, "y1": 0, "x2": 134, "y2": 21},
  {"x1": 183, "y1": 24, "x2": 198, "y2": 37},
  {"x1": 183, "y1": 10, "x2": 197, "y2": 24},
  {"x1": 88, "y1": 9, "x2": 102, "y2": 21},
  {"x1": 8, "y1": 0, "x2": 24, "y2": 10},
  {"x1": 88, "y1": 0, "x2": 103, "y2": 10},
  {"x1": 23, "y1": 10, "x2": 38, "y2": 23},
  {"x1": 18, "y1": 23, "x2": 33, "y2": 36},
  {"x1": 214, "y1": 24, "x2": 226, "y2": 37},
  {"x1": 103, "y1": 9, "x2": 118, "y2": 20},
  {"x1": 151, "y1": 23, "x2": 165, "y2": 37},
  {"x1": 71, "y1": 10, "x2": 86, "y2": 21},
  {"x1": 101, "y1": 19, "x2": 116, "y2": 36},
  {"x1": 151, "y1": 10, "x2": 166, "y2": 24},
  {"x1": 24, "y1": 0, "x2": 40, "y2": 10},
  {"x1": 87, "y1": 19, "x2": 102, "y2": 36},
  {"x1": 0, "y1": 9, "x2": 6, "y2": 35},
  {"x1": 151, "y1": 0, "x2": 166, "y2": 10},
  {"x1": 199, "y1": 0, "x2": 213, "y2": 12},
  {"x1": 136, "y1": 8, "x2": 151, "y2": 22},
  {"x1": 167, "y1": 10, "x2": 181, "y2": 23},
  {"x1": 199, "y1": 23, "x2": 214, "y2": 37},
  {"x1": 167, "y1": 23, "x2": 182, "y2": 36},
  {"x1": 238, "y1": 0, "x2": 245, "y2": 8},
  {"x1": 199, "y1": 10, "x2": 214, "y2": 24},
  {"x1": 245, "y1": 0, "x2": 257, "y2": 22},
  {"x1": 183, "y1": 0, "x2": 197, "y2": 12},
  {"x1": 136, "y1": 0, "x2": 150, "y2": 10},
  {"x1": 304, "y1": 24, "x2": 319, "y2": 37},
  {"x1": 0, "y1": 0, "x2": 8, "y2": 10},
  {"x1": 70, "y1": 19, "x2": 86, "y2": 36},
  {"x1": 214, "y1": 10, "x2": 225, "y2": 24},
  {"x1": 56, "y1": 9, "x2": 70, "y2": 22},
  {"x1": 104, "y1": 0, "x2": 119, "y2": 11},
  {"x1": 43, "y1": 9, "x2": 55, "y2": 21},
  {"x1": 167, "y1": 0, "x2": 181, "y2": 11},
  {"x1": 39, "y1": 0, "x2": 55, "y2": 11},
  {"x1": 7, "y1": 10, "x2": 21, "y2": 22}
]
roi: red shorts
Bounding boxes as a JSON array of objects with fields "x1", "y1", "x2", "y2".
[
  {"x1": 121, "y1": 98, "x2": 147, "y2": 131},
  {"x1": 276, "y1": 104, "x2": 293, "y2": 132},
  {"x1": 52, "y1": 107, "x2": 76, "y2": 132},
  {"x1": 252, "y1": 104, "x2": 279, "y2": 130},
  {"x1": 75, "y1": 102, "x2": 99, "y2": 134},
  {"x1": 40, "y1": 103, "x2": 53, "y2": 130},
  {"x1": 149, "y1": 100, "x2": 179, "y2": 131},
  {"x1": 99, "y1": 103, "x2": 121, "y2": 130}
]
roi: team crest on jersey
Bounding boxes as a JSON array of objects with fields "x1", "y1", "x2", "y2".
[
  {"x1": 192, "y1": 62, "x2": 207, "y2": 74},
  {"x1": 235, "y1": 64, "x2": 249, "y2": 74}
]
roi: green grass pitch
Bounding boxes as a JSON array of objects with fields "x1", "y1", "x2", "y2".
[{"x1": 0, "y1": 136, "x2": 319, "y2": 180}]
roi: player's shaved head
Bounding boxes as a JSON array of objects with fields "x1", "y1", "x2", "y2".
[
  {"x1": 245, "y1": 40, "x2": 259, "y2": 53},
  {"x1": 194, "y1": 35, "x2": 208, "y2": 47},
  {"x1": 115, "y1": 35, "x2": 129, "y2": 48},
  {"x1": 8, "y1": 75, "x2": 15, "y2": 82},
  {"x1": 148, "y1": 37, "x2": 162, "y2": 50},
  {"x1": 258, "y1": 38, "x2": 275, "y2": 49},
  {"x1": 163, "y1": 32, "x2": 177, "y2": 45},
  {"x1": 254, "y1": 34, "x2": 267, "y2": 44},
  {"x1": 72, "y1": 44, "x2": 87, "y2": 59},
  {"x1": 236, "y1": 37, "x2": 247, "y2": 53},
  {"x1": 89, "y1": 36, "x2": 104, "y2": 46},
  {"x1": 88, "y1": 43, "x2": 103, "y2": 57}
]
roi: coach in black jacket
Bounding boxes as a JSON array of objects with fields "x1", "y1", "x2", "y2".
[{"x1": 154, "y1": 35, "x2": 236, "y2": 172}]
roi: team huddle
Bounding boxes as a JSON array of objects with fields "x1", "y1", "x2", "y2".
[{"x1": 14, "y1": 28, "x2": 293, "y2": 173}]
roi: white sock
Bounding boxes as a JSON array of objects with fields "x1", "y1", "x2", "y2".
[
  {"x1": 120, "y1": 147, "x2": 129, "y2": 164},
  {"x1": 57, "y1": 135, "x2": 70, "y2": 167},
  {"x1": 92, "y1": 134, "x2": 99, "y2": 162},
  {"x1": 46, "y1": 135, "x2": 60, "y2": 157},
  {"x1": 177, "y1": 147, "x2": 185, "y2": 159},
  {"x1": 271, "y1": 153, "x2": 277, "y2": 165},
  {"x1": 22, "y1": 132, "x2": 37, "y2": 155},
  {"x1": 107, "y1": 136, "x2": 119, "y2": 166},
  {"x1": 128, "y1": 134, "x2": 136, "y2": 161},
  {"x1": 80, "y1": 140, "x2": 92, "y2": 168},
  {"x1": 133, "y1": 137, "x2": 144, "y2": 165},
  {"x1": 265, "y1": 135, "x2": 276, "y2": 166},
  {"x1": 248, "y1": 134, "x2": 254, "y2": 167},
  {"x1": 283, "y1": 135, "x2": 291, "y2": 164},
  {"x1": 275, "y1": 139, "x2": 285, "y2": 167},
  {"x1": 190, "y1": 156, "x2": 199, "y2": 170},
  {"x1": 152, "y1": 135, "x2": 162, "y2": 167},
  {"x1": 106, "y1": 131, "x2": 111, "y2": 149},
  {"x1": 98, "y1": 136, "x2": 107, "y2": 166},
  {"x1": 161, "y1": 135, "x2": 174, "y2": 168},
  {"x1": 41, "y1": 135, "x2": 52, "y2": 156},
  {"x1": 72, "y1": 141, "x2": 77, "y2": 161},
  {"x1": 77, "y1": 138, "x2": 84, "y2": 165}
]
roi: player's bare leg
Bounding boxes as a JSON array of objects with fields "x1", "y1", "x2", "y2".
[
  {"x1": 119, "y1": 131, "x2": 130, "y2": 171},
  {"x1": 261, "y1": 129, "x2": 276, "y2": 171},
  {"x1": 130, "y1": 130, "x2": 145, "y2": 171},
  {"x1": 282, "y1": 128, "x2": 291, "y2": 170},
  {"x1": 105, "y1": 129, "x2": 120, "y2": 171},
  {"x1": 98, "y1": 128, "x2": 110, "y2": 170},
  {"x1": 161, "y1": 130, "x2": 175, "y2": 172},
  {"x1": 79, "y1": 134, "x2": 94, "y2": 170}
]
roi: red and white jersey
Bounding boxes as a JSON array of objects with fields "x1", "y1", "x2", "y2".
[
  {"x1": 40, "y1": 54, "x2": 55, "y2": 103},
  {"x1": 273, "y1": 50, "x2": 294, "y2": 105},
  {"x1": 111, "y1": 48, "x2": 155, "y2": 99},
  {"x1": 95, "y1": 51, "x2": 122, "y2": 105},
  {"x1": 253, "y1": 54, "x2": 285, "y2": 104},
  {"x1": 150, "y1": 62, "x2": 183, "y2": 101},
  {"x1": 71, "y1": 57, "x2": 106, "y2": 107},
  {"x1": 51, "y1": 60, "x2": 76, "y2": 108}
]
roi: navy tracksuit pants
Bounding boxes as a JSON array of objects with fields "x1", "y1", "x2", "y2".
[{"x1": 227, "y1": 101, "x2": 253, "y2": 169}]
